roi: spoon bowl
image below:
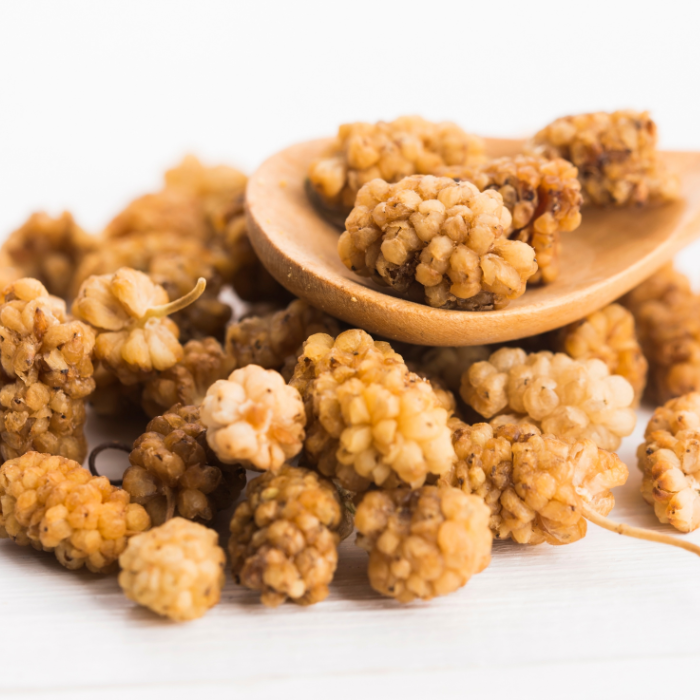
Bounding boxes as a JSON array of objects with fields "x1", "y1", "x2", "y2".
[{"x1": 245, "y1": 138, "x2": 700, "y2": 346}]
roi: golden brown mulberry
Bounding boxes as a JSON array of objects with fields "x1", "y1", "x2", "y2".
[
  {"x1": 0, "y1": 278, "x2": 96, "y2": 462},
  {"x1": 119, "y1": 517, "x2": 225, "y2": 621},
  {"x1": 526, "y1": 110, "x2": 679, "y2": 207},
  {"x1": 637, "y1": 393, "x2": 700, "y2": 533},
  {"x1": 88, "y1": 361, "x2": 144, "y2": 417},
  {"x1": 124, "y1": 403, "x2": 246, "y2": 526},
  {"x1": 162, "y1": 155, "x2": 275, "y2": 326},
  {"x1": 441, "y1": 418, "x2": 628, "y2": 545},
  {"x1": 104, "y1": 188, "x2": 209, "y2": 241},
  {"x1": 73, "y1": 233, "x2": 232, "y2": 343},
  {"x1": 289, "y1": 330, "x2": 455, "y2": 492},
  {"x1": 225, "y1": 299, "x2": 341, "y2": 380},
  {"x1": 308, "y1": 116, "x2": 485, "y2": 216},
  {"x1": 622, "y1": 264, "x2": 700, "y2": 403},
  {"x1": 338, "y1": 176, "x2": 537, "y2": 310},
  {"x1": 164, "y1": 154, "x2": 248, "y2": 230},
  {"x1": 445, "y1": 417, "x2": 700, "y2": 557},
  {"x1": 556, "y1": 303, "x2": 647, "y2": 405},
  {"x1": 2, "y1": 212, "x2": 97, "y2": 299},
  {"x1": 164, "y1": 155, "x2": 291, "y2": 305},
  {"x1": 355, "y1": 485, "x2": 491, "y2": 603},
  {"x1": 141, "y1": 337, "x2": 236, "y2": 417},
  {"x1": 72, "y1": 267, "x2": 204, "y2": 385},
  {"x1": 229, "y1": 465, "x2": 342, "y2": 607},
  {"x1": 0, "y1": 452, "x2": 150, "y2": 572},
  {"x1": 460, "y1": 347, "x2": 636, "y2": 451},
  {"x1": 440, "y1": 156, "x2": 582, "y2": 284},
  {"x1": 201, "y1": 365, "x2": 305, "y2": 471}
]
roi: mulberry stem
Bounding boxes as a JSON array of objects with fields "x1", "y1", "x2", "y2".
[
  {"x1": 143, "y1": 277, "x2": 206, "y2": 321},
  {"x1": 164, "y1": 485, "x2": 176, "y2": 522},
  {"x1": 88, "y1": 441, "x2": 132, "y2": 486},
  {"x1": 582, "y1": 505, "x2": 700, "y2": 557}
]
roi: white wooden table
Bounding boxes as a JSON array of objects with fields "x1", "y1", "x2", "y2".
[{"x1": 2, "y1": 372, "x2": 700, "y2": 700}]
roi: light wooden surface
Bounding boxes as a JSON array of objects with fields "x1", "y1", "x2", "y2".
[
  {"x1": 2, "y1": 403, "x2": 700, "y2": 700},
  {"x1": 246, "y1": 138, "x2": 700, "y2": 346}
]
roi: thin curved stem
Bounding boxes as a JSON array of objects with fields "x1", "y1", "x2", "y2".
[
  {"x1": 143, "y1": 277, "x2": 206, "y2": 321},
  {"x1": 164, "y1": 485, "x2": 176, "y2": 522},
  {"x1": 88, "y1": 441, "x2": 132, "y2": 486},
  {"x1": 583, "y1": 504, "x2": 700, "y2": 558}
]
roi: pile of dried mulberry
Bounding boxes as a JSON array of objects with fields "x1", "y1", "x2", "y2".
[
  {"x1": 308, "y1": 116, "x2": 485, "y2": 216},
  {"x1": 338, "y1": 175, "x2": 537, "y2": 310},
  {"x1": 229, "y1": 465, "x2": 343, "y2": 607},
  {"x1": 460, "y1": 347, "x2": 637, "y2": 451},
  {"x1": 526, "y1": 110, "x2": 679, "y2": 207},
  {"x1": 0, "y1": 110, "x2": 695, "y2": 619},
  {"x1": 124, "y1": 403, "x2": 246, "y2": 526},
  {"x1": 0, "y1": 452, "x2": 151, "y2": 572},
  {"x1": 0, "y1": 278, "x2": 96, "y2": 462}
]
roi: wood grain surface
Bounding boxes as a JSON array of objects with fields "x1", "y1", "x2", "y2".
[{"x1": 246, "y1": 139, "x2": 700, "y2": 346}]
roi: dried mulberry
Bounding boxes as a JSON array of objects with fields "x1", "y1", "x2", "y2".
[
  {"x1": 338, "y1": 175, "x2": 537, "y2": 310},
  {"x1": 441, "y1": 418, "x2": 627, "y2": 544},
  {"x1": 124, "y1": 403, "x2": 246, "y2": 526},
  {"x1": 0, "y1": 452, "x2": 151, "y2": 572},
  {"x1": 556, "y1": 303, "x2": 647, "y2": 404},
  {"x1": 308, "y1": 116, "x2": 485, "y2": 216},
  {"x1": 229, "y1": 465, "x2": 342, "y2": 607},
  {"x1": 72, "y1": 267, "x2": 204, "y2": 385},
  {"x1": 104, "y1": 188, "x2": 209, "y2": 241},
  {"x1": 440, "y1": 156, "x2": 582, "y2": 284},
  {"x1": 164, "y1": 154, "x2": 248, "y2": 232},
  {"x1": 637, "y1": 393, "x2": 700, "y2": 532},
  {"x1": 289, "y1": 329, "x2": 455, "y2": 492},
  {"x1": 355, "y1": 485, "x2": 491, "y2": 603},
  {"x1": 225, "y1": 299, "x2": 340, "y2": 380},
  {"x1": 460, "y1": 347, "x2": 636, "y2": 451},
  {"x1": 0, "y1": 278, "x2": 96, "y2": 462},
  {"x1": 164, "y1": 155, "x2": 290, "y2": 304},
  {"x1": 73, "y1": 233, "x2": 232, "y2": 342},
  {"x1": 119, "y1": 517, "x2": 225, "y2": 621},
  {"x1": 2, "y1": 212, "x2": 96, "y2": 299},
  {"x1": 622, "y1": 264, "x2": 700, "y2": 403},
  {"x1": 141, "y1": 337, "x2": 236, "y2": 417},
  {"x1": 526, "y1": 110, "x2": 679, "y2": 207},
  {"x1": 444, "y1": 417, "x2": 700, "y2": 558},
  {"x1": 201, "y1": 365, "x2": 305, "y2": 471}
]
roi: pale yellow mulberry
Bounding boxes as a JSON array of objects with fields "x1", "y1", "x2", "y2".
[{"x1": 119, "y1": 518, "x2": 225, "y2": 621}]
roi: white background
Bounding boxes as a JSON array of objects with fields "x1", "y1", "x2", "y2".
[{"x1": 2, "y1": 2, "x2": 700, "y2": 698}]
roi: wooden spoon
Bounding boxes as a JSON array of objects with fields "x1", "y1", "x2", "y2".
[{"x1": 245, "y1": 138, "x2": 700, "y2": 346}]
